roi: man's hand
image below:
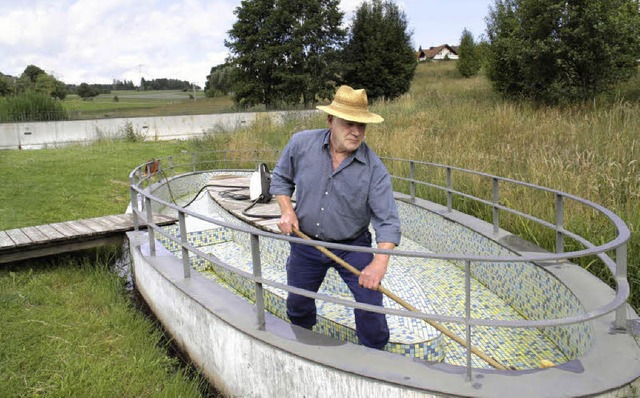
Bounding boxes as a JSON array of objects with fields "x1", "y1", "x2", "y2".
[
  {"x1": 275, "y1": 195, "x2": 298, "y2": 234},
  {"x1": 358, "y1": 242, "x2": 395, "y2": 290}
]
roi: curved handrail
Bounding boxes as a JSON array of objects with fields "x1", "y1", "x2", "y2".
[{"x1": 128, "y1": 150, "x2": 632, "y2": 372}]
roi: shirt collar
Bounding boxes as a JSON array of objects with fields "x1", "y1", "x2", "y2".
[{"x1": 322, "y1": 128, "x2": 368, "y2": 164}]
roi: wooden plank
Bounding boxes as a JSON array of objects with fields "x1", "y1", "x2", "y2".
[
  {"x1": 77, "y1": 218, "x2": 113, "y2": 234},
  {"x1": 61, "y1": 221, "x2": 94, "y2": 235},
  {"x1": 102, "y1": 214, "x2": 133, "y2": 230},
  {"x1": 0, "y1": 231, "x2": 16, "y2": 249},
  {"x1": 0, "y1": 235, "x2": 124, "y2": 265},
  {"x1": 86, "y1": 216, "x2": 113, "y2": 229},
  {"x1": 20, "y1": 226, "x2": 50, "y2": 244},
  {"x1": 48, "y1": 222, "x2": 80, "y2": 238},
  {"x1": 6, "y1": 229, "x2": 32, "y2": 246},
  {"x1": 207, "y1": 175, "x2": 282, "y2": 234},
  {"x1": 0, "y1": 213, "x2": 177, "y2": 265},
  {"x1": 34, "y1": 224, "x2": 66, "y2": 241}
]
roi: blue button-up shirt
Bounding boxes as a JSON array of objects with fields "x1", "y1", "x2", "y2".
[{"x1": 270, "y1": 128, "x2": 401, "y2": 245}]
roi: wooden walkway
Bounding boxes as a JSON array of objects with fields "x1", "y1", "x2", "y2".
[{"x1": 0, "y1": 213, "x2": 177, "y2": 264}]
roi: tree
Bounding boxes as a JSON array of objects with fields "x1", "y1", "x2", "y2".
[
  {"x1": 34, "y1": 73, "x2": 67, "y2": 100},
  {"x1": 77, "y1": 83, "x2": 100, "y2": 100},
  {"x1": 457, "y1": 29, "x2": 481, "y2": 78},
  {"x1": 486, "y1": 0, "x2": 640, "y2": 104},
  {"x1": 274, "y1": 0, "x2": 346, "y2": 108},
  {"x1": 225, "y1": 0, "x2": 346, "y2": 109},
  {"x1": 22, "y1": 65, "x2": 46, "y2": 83},
  {"x1": 205, "y1": 63, "x2": 236, "y2": 97},
  {"x1": 0, "y1": 74, "x2": 14, "y2": 96},
  {"x1": 341, "y1": 0, "x2": 416, "y2": 101}
]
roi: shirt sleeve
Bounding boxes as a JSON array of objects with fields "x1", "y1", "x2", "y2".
[
  {"x1": 270, "y1": 137, "x2": 296, "y2": 197},
  {"x1": 368, "y1": 161, "x2": 402, "y2": 246}
]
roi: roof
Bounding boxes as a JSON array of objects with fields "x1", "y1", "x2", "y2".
[{"x1": 416, "y1": 44, "x2": 458, "y2": 60}]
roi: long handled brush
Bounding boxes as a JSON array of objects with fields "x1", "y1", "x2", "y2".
[{"x1": 293, "y1": 228, "x2": 509, "y2": 371}]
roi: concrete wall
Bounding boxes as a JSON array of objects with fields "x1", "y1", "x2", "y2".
[
  {"x1": 128, "y1": 230, "x2": 640, "y2": 398},
  {"x1": 0, "y1": 110, "x2": 318, "y2": 150}
]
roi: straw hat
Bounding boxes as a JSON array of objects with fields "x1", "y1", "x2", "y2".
[{"x1": 317, "y1": 85, "x2": 384, "y2": 124}]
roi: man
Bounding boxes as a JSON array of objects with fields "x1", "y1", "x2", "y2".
[{"x1": 269, "y1": 85, "x2": 401, "y2": 349}]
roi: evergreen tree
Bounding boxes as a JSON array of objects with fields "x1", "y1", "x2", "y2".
[
  {"x1": 276, "y1": 0, "x2": 345, "y2": 108},
  {"x1": 225, "y1": 0, "x2": 345, "y2": 109},
  {"x1": 341, "y1": 0, "x2": 416, "y2": 101},
  {"x1": 457, "y1": 29, "x2": 481, "y2": 78},
  {"x1": 486, "y1": 0, "x2": 640, "y2": 104}
]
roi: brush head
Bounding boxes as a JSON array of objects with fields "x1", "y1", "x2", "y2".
[{"x1": 540, "y1": 359, "x2": 555, "y2": 368}]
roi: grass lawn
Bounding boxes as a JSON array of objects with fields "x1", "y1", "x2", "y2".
[{"x1": 63, "y1": 90, "x2": 235, "y2": 120}]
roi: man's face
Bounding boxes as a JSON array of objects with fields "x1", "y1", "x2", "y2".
[{"x1": 328, "y1": 116, "x2": 367, "y2": 154}]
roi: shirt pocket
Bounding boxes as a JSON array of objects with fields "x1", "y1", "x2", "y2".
[{"x1": 332, "y1": 176, "x2": 369, "y2": 219}]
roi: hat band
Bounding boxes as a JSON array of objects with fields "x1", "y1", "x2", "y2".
[{"x1": 329, "y1": 99, "x2": 369, "y2": 115}]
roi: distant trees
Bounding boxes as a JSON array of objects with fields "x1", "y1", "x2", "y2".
[
  {"x1": 76, "y1": 83, "x2": 100, "y2": 100},
  {"x1": 0, "y1": 65, "x2": 67, "y2": 100},
  {"x1": 141, "y1": 78, "x2": 194, "y2": 91},
  {"x1": 112, "y1": 79, "x2": 136, "y2": 90},
  {"x1": 486, "y1": 0, "x2": 640, "y2": 104},
  {"x1": 341, "y1": 0, "x2": 416, "y2": 101},
  {"x1": 456, "y1": 29, "x2": 481, "y2": 78},
  {"x1": 225, "y1": 0, "x2": 346, "y2": 109},
  {"x1": 205, "y1": 63, "x2": 235, "y2": 98}
]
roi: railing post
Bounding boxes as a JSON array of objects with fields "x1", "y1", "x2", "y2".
[
  {"x1": 409, "y1": 161, "x2": 416, "y2": 202},
  {"x1": 145, "y1": 196, "x2": 156, "y2": 256},
  {"x1": 192, "y1": 152, "x2": 197, "y2": 172},
  {"x1": 179, "y1": 210, "x2": 191, "y2": 279},
  {"x1": 250, "y1": 233, "x2": 266, "y2": 330},
  {"x1": 492, "y1": 178, "x2": 499, "y2": 235},
  {"x1": 465, "y1": 260, "x2": 473, "y2": 381},
  {"x1": 615, "y1": 243, "x2": 628, "y2": 330},
  {"x1": 168, "y1": 156, "x2": 174, "y2": 178},
  {"x1": 446, "y1": 167, "x2": 453, "y2": 212},
  {"x1": 129, "y1": 184, "x2": 140, "y2": 231},
  {"x1": 555, "y1": 194, "x2": 565, "y2": 254}
]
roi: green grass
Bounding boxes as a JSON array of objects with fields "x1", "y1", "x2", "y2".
[
  {"x1": 62, "y1": 90, "x2": 235, "y2": 120},
  {"x1": 0, "y1": 140, "x2": 195, "y2": 229},
  {"x1": 0, "y1": 250, "x2": 209, "y2": 397}
]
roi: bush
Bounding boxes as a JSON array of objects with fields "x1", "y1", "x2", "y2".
[
  {"x1": 0, "y1": 92, "x2": 68, "y2": 122},
  {"x1": 457, "y1": 29, "x2": 481, "y2": 78}
]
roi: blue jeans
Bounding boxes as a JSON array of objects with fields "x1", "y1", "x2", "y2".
[{"x1": 286, "y1": 231, "x2": 389, "y2": 349}]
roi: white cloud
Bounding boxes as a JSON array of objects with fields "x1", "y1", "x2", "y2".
[
  {"x1": 0, "y1": 0, "x2": 236, "y2": 85},
  {"x1": 0, "y1": 1, "x2": 491, "y2": 86}
]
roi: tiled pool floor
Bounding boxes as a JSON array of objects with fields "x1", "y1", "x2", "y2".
[{"x1": 157, "y1": 221, "x2": 568, "y2": 370}]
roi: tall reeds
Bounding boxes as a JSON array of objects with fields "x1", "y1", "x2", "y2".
[{"x1": 0, "y1": 92, "x2": 68, "y2": 122}]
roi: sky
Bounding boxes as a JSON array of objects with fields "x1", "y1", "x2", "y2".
[{"x1": 0, "y1": 0, "x2": 494, "y2": 87}]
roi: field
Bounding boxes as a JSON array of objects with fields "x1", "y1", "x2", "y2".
[
  {"x1": 62, "y1": 89, "x2": 235, "y2": 120},
  {"x1": 0, "y1": 61, "x2": 638, "y2": 397}
]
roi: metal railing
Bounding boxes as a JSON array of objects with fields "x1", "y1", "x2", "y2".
[{"x1": 128, "y1": 150, "x2": 632, "y2": 379}]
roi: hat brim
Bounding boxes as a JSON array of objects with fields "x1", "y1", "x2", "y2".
[{"x1": 317, "y1": 105, "x2": 384, "y2": 124}]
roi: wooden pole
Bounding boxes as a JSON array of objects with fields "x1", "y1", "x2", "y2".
[{"x1": 292, "y1": 228, "x2": 508, "y2": 371}]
